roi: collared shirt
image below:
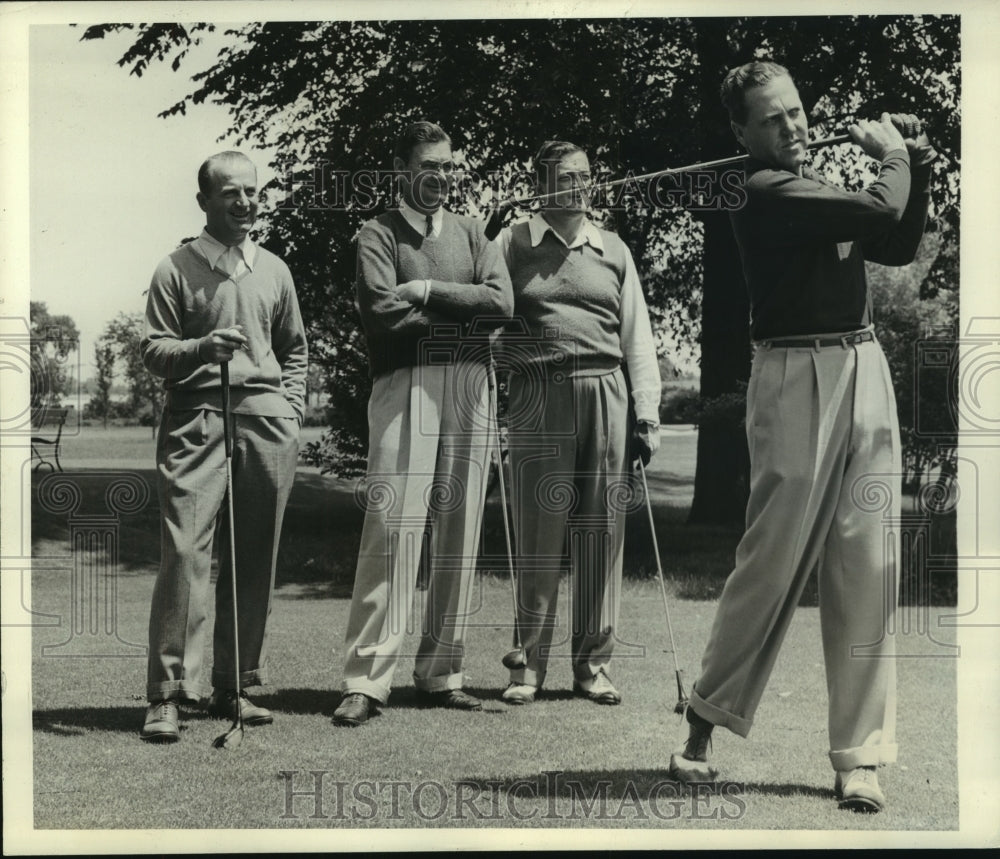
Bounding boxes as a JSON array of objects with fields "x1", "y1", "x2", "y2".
[
  {"x1": 499, "y1": 213, "x2": 661, "y2": 424},
  {"x1": 399, "y1": 198, "x2": 444, "y2": 238},
  {"x1": 192, "y1": 229, "x2": 257, "y2": 279}
]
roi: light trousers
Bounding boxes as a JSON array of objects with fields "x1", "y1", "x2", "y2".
[
  {"x1": 341, "y1": 361, "x2": 493, "y2": 704},
  {"x1": 690, "y1": 337, "x2": 901, "y2": 770}
]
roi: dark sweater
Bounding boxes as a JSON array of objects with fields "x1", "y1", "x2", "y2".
[
  {"x1": 730, "y1": 149, "x2": 932, "y2": 340},
  {"x1": 141, "y1": 242, "x2": 307, "y2": 420},
  {"x1": 355, "y1": 210, "x2": 514, "y2": 378}
]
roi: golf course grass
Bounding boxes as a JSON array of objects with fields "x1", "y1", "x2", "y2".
[{"x1": 25, "y1": 427, "x2": 960, "y2": 836}]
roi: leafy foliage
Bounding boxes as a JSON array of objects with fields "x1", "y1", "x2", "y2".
[
  {"x1": 29, "y1": 301, "x2": 79, "y2": 413},
  {"x1": 95, "y1": 312, "x2": 164, "y2": 426}
]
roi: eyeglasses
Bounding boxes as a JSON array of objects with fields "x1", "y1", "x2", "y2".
[{"x1": 417, "y1": 160, "x2": 456, "y2": 175}]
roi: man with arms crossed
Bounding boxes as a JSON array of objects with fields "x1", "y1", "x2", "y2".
[
  {"x1": 140, "y1": 151, "x2": 307, "y2": 742},
  {"x1": 670, "y1": 61, "x2": 935, "y2": 813},
  {"x1": 333, "y1": 121, "x2": 513, "y2": 726}
]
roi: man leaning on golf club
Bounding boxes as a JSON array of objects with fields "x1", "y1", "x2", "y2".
[{"x1": 139, "y1": 151, "x2": 307, "y2": 744}]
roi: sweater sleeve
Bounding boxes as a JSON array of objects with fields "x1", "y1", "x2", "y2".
[
  {"x1": 749, "y1": 150, "x2": 913, "y2": 246},
  {"x1": 861, "y1": 159, "x2": 932, "y2": 266},
  {"x1": 140, "y1": 257, "x2": 205, "y2": 380},
  {"x1": 423, "y1": 222, "x2": 514, "y2": 325},
  {"x1": 271, "y1": 265, "x2": 309, "y2": 422},
  {"x1": 618, "y1": 245, "x2": 661, "y2": 424},
  {"x1": 355, "y1": 220, "x2": 452, "y2": 337}
]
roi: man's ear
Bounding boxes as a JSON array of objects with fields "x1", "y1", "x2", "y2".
[
  {"x1": 196, "y1": 191, "x2": 208, "y2": 213},
  {"x1": 393, "y1": 156, "x2": 407, "y2": 174},
  {"x1": 731, "y1": 121, "x2": 747, "y2": 149}
]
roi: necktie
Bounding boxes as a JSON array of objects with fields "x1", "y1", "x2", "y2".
[{"x1": 424, "y1": 214, "x2": 434, "y2": 237}]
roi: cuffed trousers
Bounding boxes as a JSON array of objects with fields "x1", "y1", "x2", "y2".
[
  {"x1": 690, "y1": 336, "x2": 901, "y2": 770},
  {"x1": 147, "y1": 409, "x2": 299, "y2": 702},
  {"x1": 507, "y1": 367, "x2": 629, "y2": 688},
  {"x1": 341, "y1": 361, "x2": 493, "y2": 704}
]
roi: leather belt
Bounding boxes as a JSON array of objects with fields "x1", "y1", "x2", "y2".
[{"x1": 758, "y1": 330, "x2": 875, "y2": 350}]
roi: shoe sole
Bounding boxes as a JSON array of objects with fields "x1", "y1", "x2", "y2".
[
  {"x1": 838, "y1": 796, "x2": 883, "y2": 814},
  {"x1": 502, "y1": 696, "x2": 534, "y2": 705},
  {"x1": 415, "y1": 697, "x2": 483, "y2": 711},
  {"x1": 668, "y1": 754, "x2": 719, "y2": 784},
  {"x1": 332, "y1": 716, "x2": 367, "y2": 727},
  {"x1": 573, "y1": 690, "x2": 621, "y2": 705},
  {"x1": 140, "y1": 731, "x2": 179, "y2": 743},
  {"x1": 207, "y1": 707, "x2": 274, "y2": 726}
]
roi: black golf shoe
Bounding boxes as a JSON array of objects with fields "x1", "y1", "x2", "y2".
[
  {"x1": 208, "y1": 690, "x2": 274, "y2": 725},
  {"x1": 415, "y1": 688, "x2": 483, "y2": 711},
  {"x1": 333, "y1": 692, "x2": 379, "y2": 726},
  {"x1": 669, "y1": 706, "x2": 719, "y2": 783}
]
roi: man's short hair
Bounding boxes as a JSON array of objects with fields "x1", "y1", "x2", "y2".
[
  {"x1": 720, "y1": 61, "x2": 793, "y2": 125},
  {"x1": 394, "y1": 121, "x2": 451, "y2": 163},
  {"x1": 198, "y1": 151, "x2": 255, "y2": 195},
  {"x1": 533, "y1": 140, "x2": 586, "y2": 185}
]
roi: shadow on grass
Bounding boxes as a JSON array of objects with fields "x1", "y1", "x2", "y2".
[
  {"x1": 32, "y1": 468, "x2": 956, "y2": 607},
  {"x1": 33, "y1": 702, "x2": 214, "y2": 736}
]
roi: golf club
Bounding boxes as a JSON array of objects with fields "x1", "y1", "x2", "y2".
[
  {"x1": 484, "y1": 132, "x2": 851, "y2": 239},
  {"x1": 486, "y1": 357, "x2": 526, "y2": 672},
  {"x1": 637, "y1": 457, "x2": 689, "y2": 715},
  {"x1": 213, "y1": 360, "x2": 244, "y2": 750}
]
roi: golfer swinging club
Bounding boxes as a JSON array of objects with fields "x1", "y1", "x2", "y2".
[
  {"x1": 139, "y1": 151, "x2": 307, "y2": 742},
  {"x1": 669, "y1": 61, "x2": 936, "y2": 813}
]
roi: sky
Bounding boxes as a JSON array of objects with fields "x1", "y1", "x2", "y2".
[{"x1": 28, "y1": 23, "x2": 276, "y2": 379}]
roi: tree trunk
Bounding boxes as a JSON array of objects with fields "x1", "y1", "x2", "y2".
[{"x1": 688, "y1": 211, "x2": 752, "y2": 525}]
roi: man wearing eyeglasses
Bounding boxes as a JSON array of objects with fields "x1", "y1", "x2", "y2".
[
  {"x1": 333, "y1": 121, "x2": 514, "y2": 727},
  {"x1": 497, "y1": 140, "x2": 661, "y2": 707}
]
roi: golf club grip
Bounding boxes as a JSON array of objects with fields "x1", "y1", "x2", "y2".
[{"x1": 221, "y1": 361, "x2": 232, "y2": 459}]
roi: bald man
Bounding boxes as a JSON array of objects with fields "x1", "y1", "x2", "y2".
[{"x1": 139, "y1": 151, "x2": 308, "y2": 742}]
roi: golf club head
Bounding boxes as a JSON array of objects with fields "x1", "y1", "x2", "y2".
[
  {"x1": 501, "y1": 648, "x2": 526, "y2": 670},
  {"x1": 673, "y1": 697, "x2": 689, "y2": 715},
  {"x1": 212, "y1": 725, "x2": 244, "y2": 750}
]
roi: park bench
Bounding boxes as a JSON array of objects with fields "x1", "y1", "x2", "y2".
[{"x1": 31, "y1": 407, "x2": 70, "y2": 472}]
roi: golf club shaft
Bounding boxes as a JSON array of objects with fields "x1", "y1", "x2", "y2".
[
  {"x1": 221, "y1": 361, "x2": 243, "y2": 731},
  {"x1": 487, "y1": 359, "x2": 521, "y2": 652},
  {"x1": 637, "y1": 459, "x2": 682, "y2": 679},
  {"x1": 492, "y1": 133, "x2": 851, "y2": 213}
]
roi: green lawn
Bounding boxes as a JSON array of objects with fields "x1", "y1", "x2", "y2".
[{"x1": 25, "y1": 425, "x2": 961, "y2": 837}]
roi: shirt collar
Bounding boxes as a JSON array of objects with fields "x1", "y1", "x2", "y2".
[
  {"x1": 193, "y1": 229, "x2": 257, "y2": 272},
  {"x1": 399, "y1": 198, "x2": 444, "y2": 238},
  {"x1": 528, "y1": 213, "x2": 604, "y2": 252}
]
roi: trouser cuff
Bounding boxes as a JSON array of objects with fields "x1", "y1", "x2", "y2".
[
  {"x1": 211, "y1": 666, "x2": 268, "y2": 690},
  {"x1": 341, "y1": 678, "x2": 390, "y2": 705},
  {"x1": 509, "y1": 667, "x2": 544, "y2": 688},
  {"x1": 146, "y1": 680, "x2": 212, "y2": 704},
  {"x1": 413, "y1": 671, "x2": 464, "y2": 694},
  {"x1": 689, "y1": 689, "x2": 753, "y2": 738},
  {"x1": 829, "y1": 743, "x2": 898, "y2": 771}
]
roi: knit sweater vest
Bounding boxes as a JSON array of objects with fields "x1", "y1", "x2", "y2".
[
  {"x1": 505, "y1": 220, "x2": 628, "y2": 375},
  {"x1": 355, "y1": 210, "x2": 510, "y2": 378},
  {"x1": 141, "y1": 242, "x2": 308, "y2": 419}
]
